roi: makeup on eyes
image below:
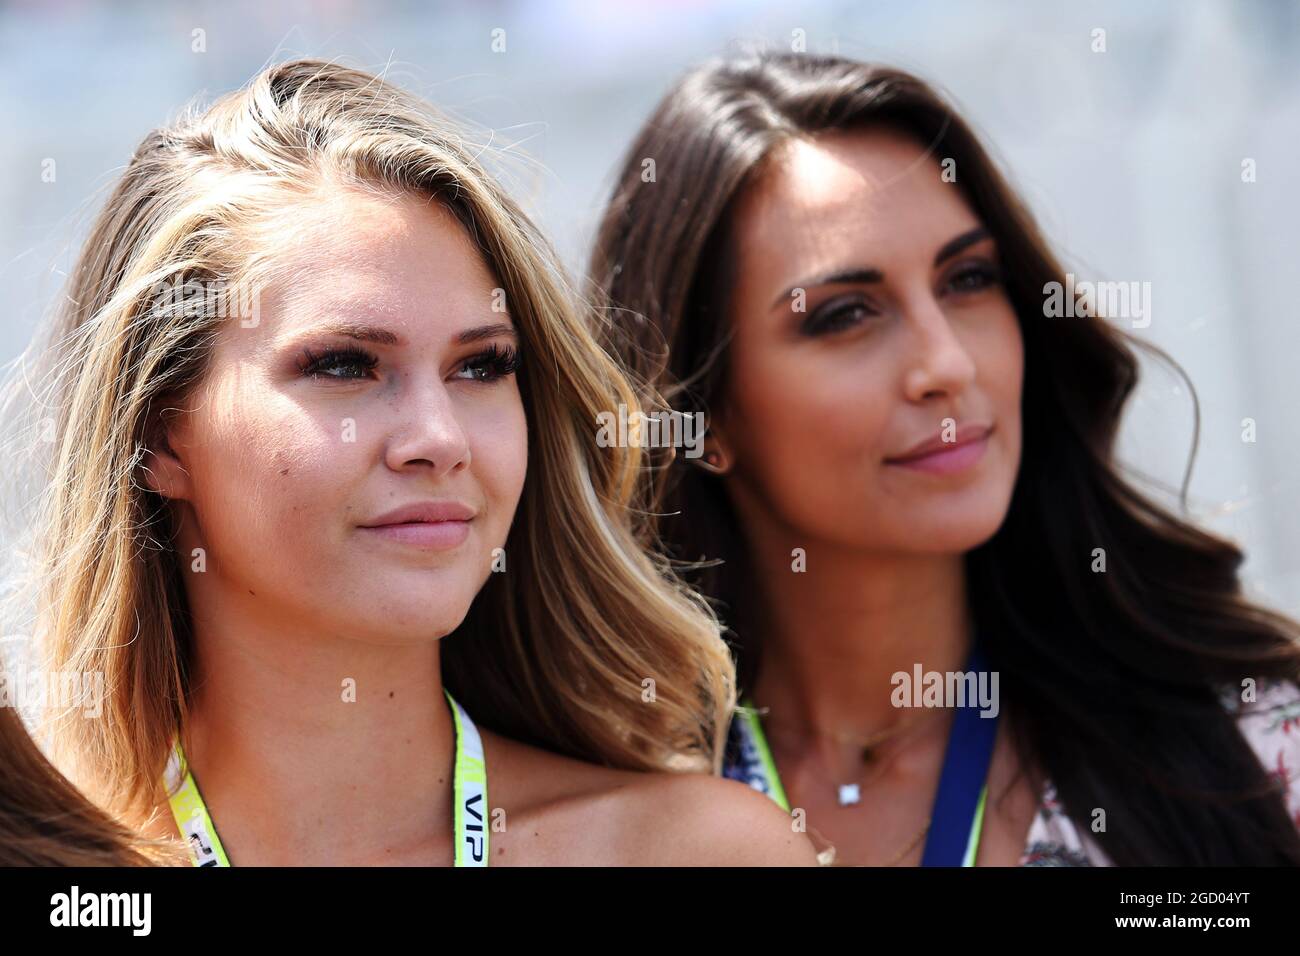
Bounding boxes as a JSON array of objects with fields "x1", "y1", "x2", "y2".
[
  {"x1": 799, "y1": 293, "x2": 879, "y2": 337},
  {"x1": 294, "y1": 341, "x2": 521, "y2": 382},
  {"x1": 794, "y1": 254, "x2": 1004, "y2": 338},
  {"x1": 939, "y1": 258, "x2": 1002, "y2": 296},
  {"x1": 453, "y1": 341, "x2": 522, "y2": 382},
  {"x1": 297, "y1": 344, "x2": 380, "y2": 379}
]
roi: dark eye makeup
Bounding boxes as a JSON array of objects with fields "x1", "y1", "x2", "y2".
[
  {"x1": 455, "y1": 342, "x2": 522, "y2": 382},
  {"x1": 797, "y1": 257, "x2": 1003, "y2": 338},
  {"x1": 800, "y1": 295, "x2": 879, "y2": 337},
  {"x1": 942, "y1": 260, "x2": 1002, "y2": 295},
  {"x1": 297, "y1": 345, "x2": 381, "y2": 380},
  {"x1": 296, "y1": 342, "x2": 522, "y2": 383}
]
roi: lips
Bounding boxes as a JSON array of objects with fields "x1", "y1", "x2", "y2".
[
  {"x1": 886, "y1": 423, "x2": 994, "y2": 464},
  {"x1": 359, "y1": 501, "x2": 476, "y2": 527},
  {"x1": 358, "y1": 500, "x2": 476, "y2": 550}
]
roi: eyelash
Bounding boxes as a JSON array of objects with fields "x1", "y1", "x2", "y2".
[
  {"x1": 945, "y1": 261, "x2": 1001, "y2": 295},
  {"x1": 458, "y1": 342, "x2": 522, "y2": 382},
  {"x1": 298, "y1": 346, "x2": 380, "y2": 380},
  {"x1": 297, "y1": 343, "x2": 522, "y2": 383},
  {"x1": 801, "y1": 261, "x2": 1002, "y2": 336}
]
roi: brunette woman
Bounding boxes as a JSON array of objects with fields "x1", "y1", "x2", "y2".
[{"x1": 589, "y1": 51, "x2": 1300, "y2": 866}]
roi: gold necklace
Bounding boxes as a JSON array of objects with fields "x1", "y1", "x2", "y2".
[
  {"x1": 804, "y1": 813, "x2": 931, "y2": 867},
  {"x1": 880, "y1": 819, "x2": 931, "y2": 866}
]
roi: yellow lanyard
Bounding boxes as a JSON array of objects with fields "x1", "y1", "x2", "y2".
[{"x1": 164, "y1": 688, "x2": 487, "y2": 866}]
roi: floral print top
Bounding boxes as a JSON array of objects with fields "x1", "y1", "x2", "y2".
[{"x1": 1018, "y1": 679, "x2": 1300, "y2": 865}]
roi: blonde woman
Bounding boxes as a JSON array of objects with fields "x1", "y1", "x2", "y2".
[{"x1": 9, "y1": 59, "x2": 816, "y2": 866}]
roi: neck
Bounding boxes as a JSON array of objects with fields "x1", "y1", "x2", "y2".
[
  {"x1": 180, "y1": 586, "x2": 456, "y2": 866},
  {"x1": 747, "y1": 534, "x2": 973, "y2": 750}
]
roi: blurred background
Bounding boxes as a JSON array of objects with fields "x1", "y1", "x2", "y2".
[{"x1": 2, "y1": 0, "x2": 1298, "y2": 610}]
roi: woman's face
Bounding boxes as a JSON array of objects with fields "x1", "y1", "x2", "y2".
[
  {"x1": 152, "y1": 188, "x2": 527, "y2": 643},
  {"x1": 714, "y1": 126, "x2": 1023, "y2": 555}
]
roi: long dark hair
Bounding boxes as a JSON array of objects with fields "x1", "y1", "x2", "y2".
[
  {"x1": 588, "y1": 50, "x2": 1300, "y2": 865},
  {"x1": 0, "y1": 682, "x2": 171, "y2": 865}
]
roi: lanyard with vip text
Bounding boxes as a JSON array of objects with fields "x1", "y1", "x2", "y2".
[
  {"x1": 165, "y1": 688, "x2": 488, "y2": 866},
  {"x1": 723, "y1": 648, "x2": 998, "y2": 866}
]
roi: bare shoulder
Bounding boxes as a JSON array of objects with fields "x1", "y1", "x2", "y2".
[
  {"x1": 606, "y1": 771, "x2": 821, "y2": 866},
  {"x1": 480, "y1": 728, "x2": 819, "y2": 866}
]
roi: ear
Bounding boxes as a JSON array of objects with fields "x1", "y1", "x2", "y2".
[
  {"x1": 694, "y1": 413, "x2": 734, "y2": 476},
  {"x1": 138, "y1": 397, "x2": 195, "y2": 502}
]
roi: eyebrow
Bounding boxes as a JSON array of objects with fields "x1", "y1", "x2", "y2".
[
  {"x1": 303, "y1": 320, "x2": 518, "y2": 346},
  {"x1": 453, "y1": 322, "x2": 519, "y2": 345},
  {"x1": 770, "y1": 226, "x2": 992, "y2": 308}
]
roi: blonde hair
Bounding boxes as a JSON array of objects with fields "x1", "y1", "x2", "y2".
[{"x1": 2, "y1": 59, "x2": 734, "y2": 823}]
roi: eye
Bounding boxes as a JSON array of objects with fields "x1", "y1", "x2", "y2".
[
  {"x1": 453, "y1": 343, "x2": 521, "y2": 383},
  {"x1": 801, "y1": 295, "x2": 878, "y2": 337},
  {"x1": 943, "y1": 261, "x2": 1001, "y2": 296},
  {"x1": 297, "y1": 346, "x2": 379, "y2": 381}
]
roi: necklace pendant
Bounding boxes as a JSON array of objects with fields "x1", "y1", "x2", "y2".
[{"x1": 837, "y1": 783, "x2": 861, "y2": 806}]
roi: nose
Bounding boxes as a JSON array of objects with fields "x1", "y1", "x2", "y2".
[
  {"x1": 384, "y1": 376, "x2": 471, "y2": 478},
  {"x1": 900, "y1": 294, "x2": 977, "y2": 403}
]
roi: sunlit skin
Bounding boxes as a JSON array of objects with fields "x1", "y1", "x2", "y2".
[
  {"x1": 140, "y1": 187, "x2": 818, "y2": 866},
  {"x1": 704, "y1": 127, "x2": 1039, "y2": 865}
]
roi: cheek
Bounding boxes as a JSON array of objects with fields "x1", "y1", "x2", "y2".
[
  {"x1": 184, "y1": 377, "x2": 352, "y2": 564},
  {"x1": 464, "y1": 394, "x2": 528, "y2": 538},
  {"x1": 975, "y1": 308, "x2": 1025, "y2": 458},
  {"x1": 733, "y1": 328, "x2": 892, "y2": 452},
  {"x1": 990, "y1": 310, "x2": 1025, "y2": 397},
  {"x1": 727, "y1": 335, "x2": 893, "y2": 527}
]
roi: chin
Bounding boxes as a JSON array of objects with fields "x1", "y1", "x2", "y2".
[
  {"x1": 897, "y1": 497, "x2": 1012, "y2": 554},
  {"x1": 341, "y1": 578, "x2": 480, "y2": 644},
  {"x1": 347, "y1": 610, "x2": 471, "y2": 646}
]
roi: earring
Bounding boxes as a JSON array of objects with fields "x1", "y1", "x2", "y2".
[{"x1": 695, "y1": 449, "x2": 730, "y2": 475}]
